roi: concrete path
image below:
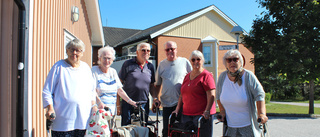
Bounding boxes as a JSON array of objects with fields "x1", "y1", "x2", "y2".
[{"x1": 270, "y1": 101, "x2": 320, "y2": 108}]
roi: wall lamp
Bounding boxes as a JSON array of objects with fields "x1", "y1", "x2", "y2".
[{"x1": 71, "y1": 6, "x2": 79, "y2": 22}]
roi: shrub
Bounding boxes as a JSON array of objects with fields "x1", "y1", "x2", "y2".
[{"x1": 265, "y1": 93, "x2": 272, "y2": 103}]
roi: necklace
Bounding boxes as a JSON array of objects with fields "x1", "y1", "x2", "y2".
[{"x1": 188, "y1": 69, "x2": 203, "y2": 86}]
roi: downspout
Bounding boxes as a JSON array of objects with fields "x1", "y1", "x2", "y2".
[
  {"x1": 148, "y1": 37, "x2": 158, "y2": 68},
  {"x1": 13, "y1": 0, "x2": 26, "y2": 136}
]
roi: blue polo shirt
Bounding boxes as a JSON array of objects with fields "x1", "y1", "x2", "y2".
[{"x1": 118, "y1": 58, "x2": 155, "y2": 101}]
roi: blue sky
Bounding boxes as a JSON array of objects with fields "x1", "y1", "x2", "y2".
[{"x1": 98, "y1": 0, "x2": 266, "y2": 33}]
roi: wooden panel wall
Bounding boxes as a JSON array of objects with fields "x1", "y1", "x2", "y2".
[
  {"x1": 164, "y1": 11, "x2": 236, "y2": 42},
  {"x1": 32, "y1": 0, "x2": 92, "y2": 136},
  {"x1": 0, "y1": 0, "x2": 18, "y2": 137}
]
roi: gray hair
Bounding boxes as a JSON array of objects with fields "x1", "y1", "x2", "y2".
[
  {"x1": 66, "y1": 38, "x2": 85, "y2": 52},
  {"x1": 223, "y1": 49, "x2": 244, "y2": 68},
  {"x1": 137, "y1": 42, "x2": 150, "y2": 50},
  {"x1": 189, "y1": 50, "x2": 205, "y2": 64},
  {"x1": 98, "y1": 46, "x2": 116, "y2": 60}
]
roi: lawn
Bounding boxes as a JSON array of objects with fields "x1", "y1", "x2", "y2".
[
  {"x1": 266, "y1": 103, "x2": 320, "y2": 114},
  {"x1": 216, "y1": 102, "x2": 320, "y2": 114}
]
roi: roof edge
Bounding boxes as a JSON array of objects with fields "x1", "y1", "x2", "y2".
[{"x1": 84, "y1": 0, "x2": 105, "y2": 46}]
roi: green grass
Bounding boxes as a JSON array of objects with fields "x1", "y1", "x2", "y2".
[
  {"x1": 266, "y1": 103, "x2": 320, "y2": 114},
  {"x1": 216, "y1": 102, "x2": 320, "y2": 114},
  {"x1": 272, "y1": 99, "x2": 320, "y2": 103}
]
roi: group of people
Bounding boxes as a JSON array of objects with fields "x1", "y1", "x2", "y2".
[{"x1": 43, "y1": 38, "x2": 268, "y2": 137}]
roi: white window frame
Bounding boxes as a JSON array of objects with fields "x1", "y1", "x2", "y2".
[
  {"x1": 203, "y1": 43, "x2": 213, "y2": 67},
  {"x1": 64, "y1": 30, "x2": 77, "y2": 59}
]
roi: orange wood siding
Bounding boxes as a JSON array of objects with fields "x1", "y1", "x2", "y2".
[{"x1": 32, "y1": 0, "x2": 92, "y2": 136}]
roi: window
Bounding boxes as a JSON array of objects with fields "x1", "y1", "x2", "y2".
[
  {"x1": 203, "y1": 44, "x2": 212, "y2": 66},
  {"x1": 64, "y1": 30, "x2": 76, "y2": 59}
]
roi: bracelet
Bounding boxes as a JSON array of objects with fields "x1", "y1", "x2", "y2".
[
  {"x1": 91, "y1": 104, "x2": 98, "y2": 108},
  {"x1": 204, "y1": 110, "x2": 210, "y2": 113},
  {"x1": 117, "y1": 105, "x2": 121, "y2": 107},
  {"x1": 260, "y1": 113, "x2": 266, "y2": 115},
  {"x1": 153, "y1": 97, "x2": 158, "y2": 100}
]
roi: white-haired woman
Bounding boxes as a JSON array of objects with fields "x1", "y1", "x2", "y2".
[
  {"x1": 172, "y1": 50, "x2": 216, "y2": 137},
  {"x1": 216, "y1": 49, "x2": 268, "y2": 137},
  {"x1": 92, "y1": 46, "x2": 137, "y2": 116},
  {"x1": 43, "y1": 39, "x2": 97, "y2": 136}
]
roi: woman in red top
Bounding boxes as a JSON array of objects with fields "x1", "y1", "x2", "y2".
[{"x1": 172, "y1": 50, "x2": 216, "y2": 137}]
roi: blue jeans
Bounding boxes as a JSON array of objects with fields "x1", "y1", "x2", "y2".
[{"x1": 121, "y1": 100, "x2": 149, "y2": 126}]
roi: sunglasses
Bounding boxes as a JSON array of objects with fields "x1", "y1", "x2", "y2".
[
  {"x1": 165, "y1": 48, "x2": 176, "y2": 52},
  {"x1": 141, "y1": 49, "x2": 150, "y2": 52},
  {"x1": 226, "y1": 58, "x2": 239, "y2": 63},
  {"x1": 191, "y1": 58, "x2": 201, "y2": 62}
]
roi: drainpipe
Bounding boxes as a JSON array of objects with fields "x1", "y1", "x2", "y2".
[
  {"x1": 14, "y1": 0, "x2": 26, "y2": 136},
  {"x1": 148, "y1": 37, "x2": 158, "y2": 68}
]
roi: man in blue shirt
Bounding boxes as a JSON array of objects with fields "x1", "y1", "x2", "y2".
[{"x1": 118, "y1": 42, "x2": 155, "y2": 126}]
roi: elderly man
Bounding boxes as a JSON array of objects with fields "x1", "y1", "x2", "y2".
[
  {"x1": 152, "y1": 41, "x2": 192, "y2": 137},
  {"x1": 118, "y1": 42, "x2": 155, "y2": 126}
]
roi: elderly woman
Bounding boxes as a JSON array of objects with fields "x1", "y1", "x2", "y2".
[
  {"x1": 216, "y1": 49, "x2": 268, "y2": 137},
  {"x1": 172, "y1": 50, "x2": 216, "y2": 137},
  {"x1": 42, "y1": 39, "x2": 97, "y2": 137},
  {"x1": 92, "y1": 46, "x2": 137, "y2": 115}
]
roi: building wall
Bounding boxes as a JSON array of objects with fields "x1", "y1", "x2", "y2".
[
  {"x1": 164, "y1": 11, "x2": 238, "y2": 42},
  {"x1": 154, "y1": 35, "x2": 201, "y2": 66},
  {"x1": 217, "y1": 42, "x2": 255, "y2": 76},
  {"x1": 0, "y1": 1, "x2": 18, "y2": 137},
  {"x1": 31, "y1": 0, "x2": 92, "y2": 136},
  {"x1": 154, "y1": 36, "x2": 254, "y2": 82}
]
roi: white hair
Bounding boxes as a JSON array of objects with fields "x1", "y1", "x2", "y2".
[
  {"x1": 66, "y1": 38, "x2": 85, "y2": 52},
  {"x1": 97, "y1": 46, "x2": 116, "y2": 64},
  {"x1": 137, "y1": 42, "x2": 150, "y2": 50},
  {"x1": 223, "y1": 49, "x2": 244, "y2": 68},
  {"x1": 189, "y1": 50, "x2": 205, "y2": 64}
]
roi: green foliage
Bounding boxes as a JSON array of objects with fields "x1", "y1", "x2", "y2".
[
  {"x1": 244, "y1": 0, "x2": 320, "y2": 102},
  {"x1": 265, "y1": 92, "x2": 272, "y2": 103}
]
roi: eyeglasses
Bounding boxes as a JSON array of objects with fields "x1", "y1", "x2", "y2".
[
  {"x1": 102, "y1": 57, "x2": 113, "y2": 61},
  {"x1": 141, "y1": 49, "x2": 151, "y2": 52},
  {"x1": 165, "y1": 48, "x2": 176, "y2": 52},
  {"x1": 69, "y1": 48, "x2": 83, "y2": 53},
  {"x1": 191, "y1": 58, "x2": 201, "y2": 62},
  {"x1": 226, "y1": 58, "x2": 239, "y2": 63}
]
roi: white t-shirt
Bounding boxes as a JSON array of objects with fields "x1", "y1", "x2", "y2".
[
  {"x1": 42, "y1": 60, "x2": 96, "y2": 131},
  {"x1": 155, "y1": 57, "x2": 192, "y2": 107},
  {"x1": 92, "y1": 66, "x2": 122, "y2": 115},
  {"x1": 220, "y1": 72, "x2": 251, "y2": 128}
]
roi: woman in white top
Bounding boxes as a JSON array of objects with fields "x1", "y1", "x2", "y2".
[
  {"x1": 92, "y1": 46, "x2": 137, "y2": 115},
  {"x1": 43, "y1": 39, "x2": 97, "y2": 137},
  {"x1": 216, "y1": 49, "x2": 268, "y2": 137}
]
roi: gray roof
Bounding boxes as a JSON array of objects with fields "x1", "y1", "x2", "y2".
[
  {"x1": 103, "y1": 27, "x2": 141, "y2": 46},
  {"x1": 103, "y1": 4, "x2": 246, "y2": 47},
  {"x1": 116, "y1": 5, "x2": 211, "y2": 47}
]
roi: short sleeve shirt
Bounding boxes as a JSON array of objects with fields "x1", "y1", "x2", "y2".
[
  {"x1": 180, "y1": 69, "x2": 216, "y2": 115},
  {"x1": 118, "y1": 58, "x2": 155, "y2": 101},
  {"x1": 92, "y1": 66, "x2": 123, "y2": 115},
  {"x1": 155, "y1": 57, "x2": 192, "y2": 107}
]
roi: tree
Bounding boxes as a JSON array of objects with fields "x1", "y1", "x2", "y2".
[{"x1": 244, "y1": 0, "x2": 320, "y2": 114}]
